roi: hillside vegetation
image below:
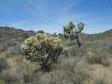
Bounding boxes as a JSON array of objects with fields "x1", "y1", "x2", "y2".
[{"x1": 0, "y1": 27, "x2": 112, "y2": 84}]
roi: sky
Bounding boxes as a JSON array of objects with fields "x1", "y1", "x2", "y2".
[{"x1": 0, "y1": 0, "x2": 112, "y2": 34}]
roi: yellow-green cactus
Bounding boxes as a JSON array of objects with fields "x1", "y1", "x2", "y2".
[{"x1": 21, "y1": 33, "x2": 63, "y2": 72}]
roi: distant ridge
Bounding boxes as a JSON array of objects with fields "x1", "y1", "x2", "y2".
[
  {"x1": 104, "y1": 29, "x2": 112, "y2": 34},
  {"x1": 0, "y1": 27, "x2": 112, "y2": 42}
]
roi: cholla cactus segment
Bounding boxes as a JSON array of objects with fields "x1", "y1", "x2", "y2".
[
  {"x1": 36, "y1": 33, "x2": 48, "y2": 40},
  {"x1": 23, "y1": 36, "x2": 37, "y2": 46},
  {"x1": 21, "y1": 33, "x2": 63, "y2": 72}
]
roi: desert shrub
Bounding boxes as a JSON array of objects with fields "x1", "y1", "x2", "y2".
[
  {"x1": 64, "y1": 46, "x2": 75, "y2": 57},
  {"x1": 23, "y1": 74, "x2": 32, "y2": 83},
  {"x1": 86, "y1": 48, "x2": 112, "y2": 66},
  {"x1": 22, "y1": 32, "x2": 30, "y2": 40},
  {"x1": 32, "y1": 57, "x2": 90, "y2": 84},
  {"x1": 0, "y1": 58, "x2": 8, "y2": 72},
  {"x1": 1, "y1": 73, "x2": 18, "y2": 84},
  {"x1": 85, "y1": 64, "x2": 112, "y2": 84},
  {"x1": 107, "y1": 45, "x2": 112, "y2": 54},
  {"x1": 110, "y1": 45, "x2": 112, "y2": 50},
  {"x1": 33, "y1": 56, "x2": 112, "y2": 84},
  {"x1": 21, "y1": 33, "x2": 63, "y2": 72},
  {"x1": 0, "y1": 45, "x2": 6, "y2": 53},
  {"x1": 0, "y1": 80, "x2": 5, "y2": 84},
  {"x1": 7, "y1": 46, "x2": 21, "y2": 56},
  {"x1": 22, "y1": 64, "x2": 35, "y2": 83}
]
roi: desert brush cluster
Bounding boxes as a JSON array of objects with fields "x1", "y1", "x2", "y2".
[{"x1": 0, "y1": 23, "x2": 112, "y2": 84}]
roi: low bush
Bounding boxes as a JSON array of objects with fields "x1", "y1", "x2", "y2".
[
  {"x1": 0, "y1": 58, "x2": 8, "y2": 72},
  {"x1": 86, "y1": 48, "x2": 112, "y2": 66}
]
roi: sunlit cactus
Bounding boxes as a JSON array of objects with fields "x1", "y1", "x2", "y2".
[
  {"x1": 21, "y1": 33, "x2": 63, "y2": 72},
  {"x1": 63, "y1": 21, "x2": 85, "y2": 47}
]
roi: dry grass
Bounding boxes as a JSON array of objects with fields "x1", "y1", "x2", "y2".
[{"x1": 0, "y1": 27, "x2": 112, "y2": 84}]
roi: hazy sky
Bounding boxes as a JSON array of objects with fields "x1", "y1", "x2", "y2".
[{"x1": 0, "y1": 0, "x2": 112, "y2": 33}]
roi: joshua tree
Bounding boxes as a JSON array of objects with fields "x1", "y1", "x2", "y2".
[
  {"x1": 21, "y1": 33, "x2": 63, "y2": 72},
  {"x1": 63, "y1": 21, "x2": 84, "y2": 47},
  {"x1": 63, "y1": 21, "x2": 75, "y2": 38}
]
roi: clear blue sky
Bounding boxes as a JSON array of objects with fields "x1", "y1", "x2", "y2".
[{"x1": 0, "y1": 0, "x2": 112, "y2": 34}]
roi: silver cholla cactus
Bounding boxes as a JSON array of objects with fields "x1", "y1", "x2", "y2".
[{"x1": 21, "y1": 33, "x2": 63, "y2": 72}]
